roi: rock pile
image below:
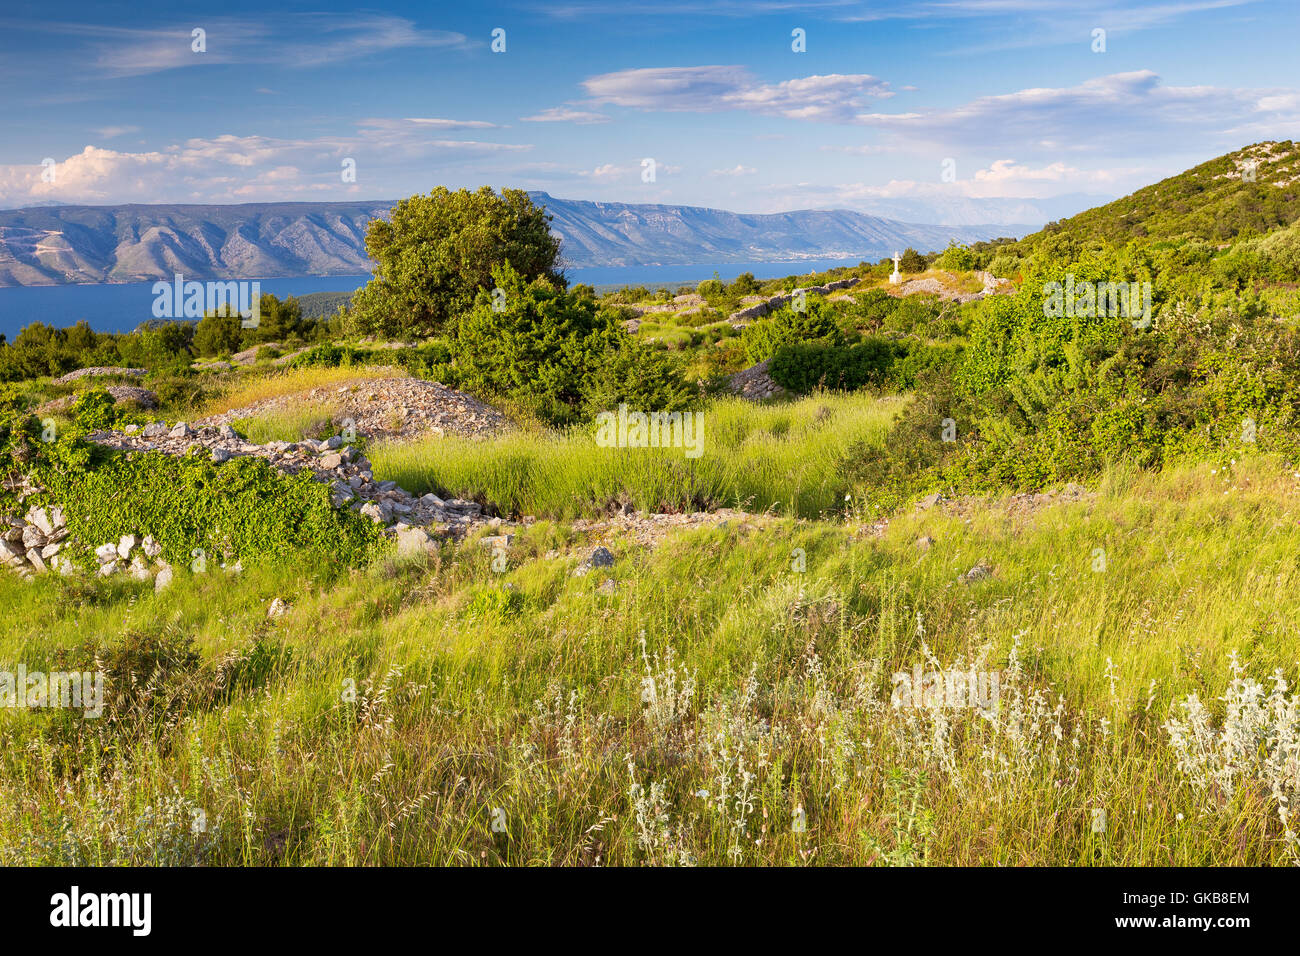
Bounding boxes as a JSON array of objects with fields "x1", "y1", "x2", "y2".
[
  {"x1": 92, "y1": 533, "x2": 173, "y2": 586},
  {"x1": 0, "y1": 502, "x2": 75, "y2": 579},
  {"x1": 727, "y1": 278, "x2": 857, "y2": 326},
  {"x1": 53, "y1": 367, "x2": 147, "y2": 385},
  {"x1": 195, "y1": 376, "x2": 509, "y2": 441},
  {"x1": 726, "y1": 359, "x2": 787, "y2": 401},
  {"x1": 627, "y1": 293, "x2": 706, "y2": 317},
  {"x1": 891, "y1": 270, "x2": 1014, "y2": 304}
]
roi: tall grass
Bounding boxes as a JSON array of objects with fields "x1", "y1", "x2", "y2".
[
  {"x1": 2, "y1": 455, "x2": 1298, "y2": 865},
  {"x1": 368, "y1": 392, "x2": 905, "y2": 519},
  {"x1": 232, "y1": 401, "x2": 342, "y2": 445}
]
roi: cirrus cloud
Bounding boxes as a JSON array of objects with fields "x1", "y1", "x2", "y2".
[{"x1": 582, "y1": 65, "x2": 892, "y2": 121}]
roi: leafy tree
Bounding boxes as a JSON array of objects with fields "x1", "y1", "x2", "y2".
[
  {"x1": 935, "y1": 241, "x2": 977, "y2": 271},
  {"x1": 249, "y1": 294, "x2": 307, "y2": 343},
  {"x1": 900, "y1": 248, "x2": 927, "y2": 273},
  {"x1": 349, "y1": 187, "x2": 563, "y2": 337},
  {"x1": 194, "y1": 311, "x2": 244, "y2": 356}
]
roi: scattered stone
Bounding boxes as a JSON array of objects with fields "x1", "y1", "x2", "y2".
[
  {"x1": 915, "y1": 535, "x2": 935, "y2": 551},
  {"x1": 267, "y1": 597, "x2": 290, "y2": 619},
  {"x1": 395, "y1": 526, "x2": 437, "y2": 557},
  {"x1": 960, "y1": 562, "x2": 994, "y2": 584},
  {"x1": 117, "y1": 534, "x2": 138, "y2": 559},
  {"x1": 573, "y1": 546, "x2": 616, "y2": 577},
  {"x1": 129, "y1": 555, "x2": 152, "y2": 581},
  {"x1": 28, "y1": 507, "x2": 55, "y2": 536},
  {"x1": 154, "y1": 564, "x2": 174, "y2": 592}
]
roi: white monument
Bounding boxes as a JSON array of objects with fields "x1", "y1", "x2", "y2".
[{"x1": 889, "y1": 250, "x2": 903, "y2": 285}]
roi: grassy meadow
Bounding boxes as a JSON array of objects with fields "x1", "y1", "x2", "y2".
[
  {"x1": 8, "y1": 154, "x2": 1300, "y2": 870},
  {"x1": 1, "y1": 454, "x2": 1296, "y2": 865}
]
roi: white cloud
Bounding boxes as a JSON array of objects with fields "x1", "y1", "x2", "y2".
[
  {"x1": 94, "y1": 125, "x2": 140, "y2": 139},
  {"x1": 582, "y1": 65, "x2": 891, "y2": 121},
  {"x1": 575, "y1": 161, "x2": 683, "y2": 182},
  {"x1": 0, "y1": 121, "x2": 531, "y2": 206},
  {"x1": 583, "y1": 163, "x2": 629, "y2": 181},
  {"x1": 853, "y1": 71, "x2": 1300, "y2": 154},
  {"x1": 820, "y1": 143, "x2": 893, "y2": 155},
  {"x1": 746, "y1": 158, "x2": 1156, "y2": 224},
  {"x1": 520, "y1": 107, "x2": 611, "y2": 124},
  {"x1": 14, "y1": 15, "x2": 467, "y2": 78},
  {"x1": 711, "y1": 164, "x2": 757, "y2": 176}
]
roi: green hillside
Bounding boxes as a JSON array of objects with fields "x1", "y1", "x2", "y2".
[{"x1": 1031, "y1": 141, "x2": 1300, "y2": 245}]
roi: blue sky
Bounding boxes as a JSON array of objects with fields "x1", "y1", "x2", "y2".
[{"x1": 1, "y1": 0, "x2": 1298, "y2": 224}]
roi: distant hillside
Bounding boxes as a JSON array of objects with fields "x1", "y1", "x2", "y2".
[
  {"x1": 0, "y1": 202, "x2": 390, "y2": 288},
  {"x1": 0, "y1": 195, "x2": 1026, "y2": 287},
  {"x1": 1032, "y1": 142, "x2": 1300, "y2": 245},
  {"x1": 529, "y1": 192, "x2": 1022, "y2": 269}
]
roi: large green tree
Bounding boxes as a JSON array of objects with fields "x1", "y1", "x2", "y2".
[{"x1": 349, "y1": 187, "x2": 563, "y2": 338}]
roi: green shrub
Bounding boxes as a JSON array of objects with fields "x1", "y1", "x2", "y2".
[
  {"x1": 32, "y1": 442, "x2": 383, "y2": 570},
  {"x1": 289, "y1": 340, "x2": 458, "y2": 384},
  {"x1": 70, "y1": 389, "x2": 120, "y2": 431},
  {"x1": 741, "y1": 300, "x2": 844, "y2": 364},
  {"x1": 987, "y1": 254, "x2": 1022, "y2": 280},
  {"x1": 768, "y1": 337, "x2": 904, "y2": 393},
  {"x1": 581, "y1": 337, "x2": 695, "y2": 415},
  {"x1": 452, "y1": 264, "x2": 622, "y2": 426},
  {"x1": 886, "y1": 341, "x2": 965, "y2": 390},
  {"x1": 193, "y1": 312, "x2": 244, "y2": 356}
]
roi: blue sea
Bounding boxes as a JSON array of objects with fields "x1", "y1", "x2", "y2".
[{"x1": 0, "y1": 257, "x2": 871, "y2": 339}]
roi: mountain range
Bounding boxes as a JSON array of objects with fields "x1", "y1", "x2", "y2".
[{"x1": 0, "y1": 194, "x2": 1033, "y2": 287}]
